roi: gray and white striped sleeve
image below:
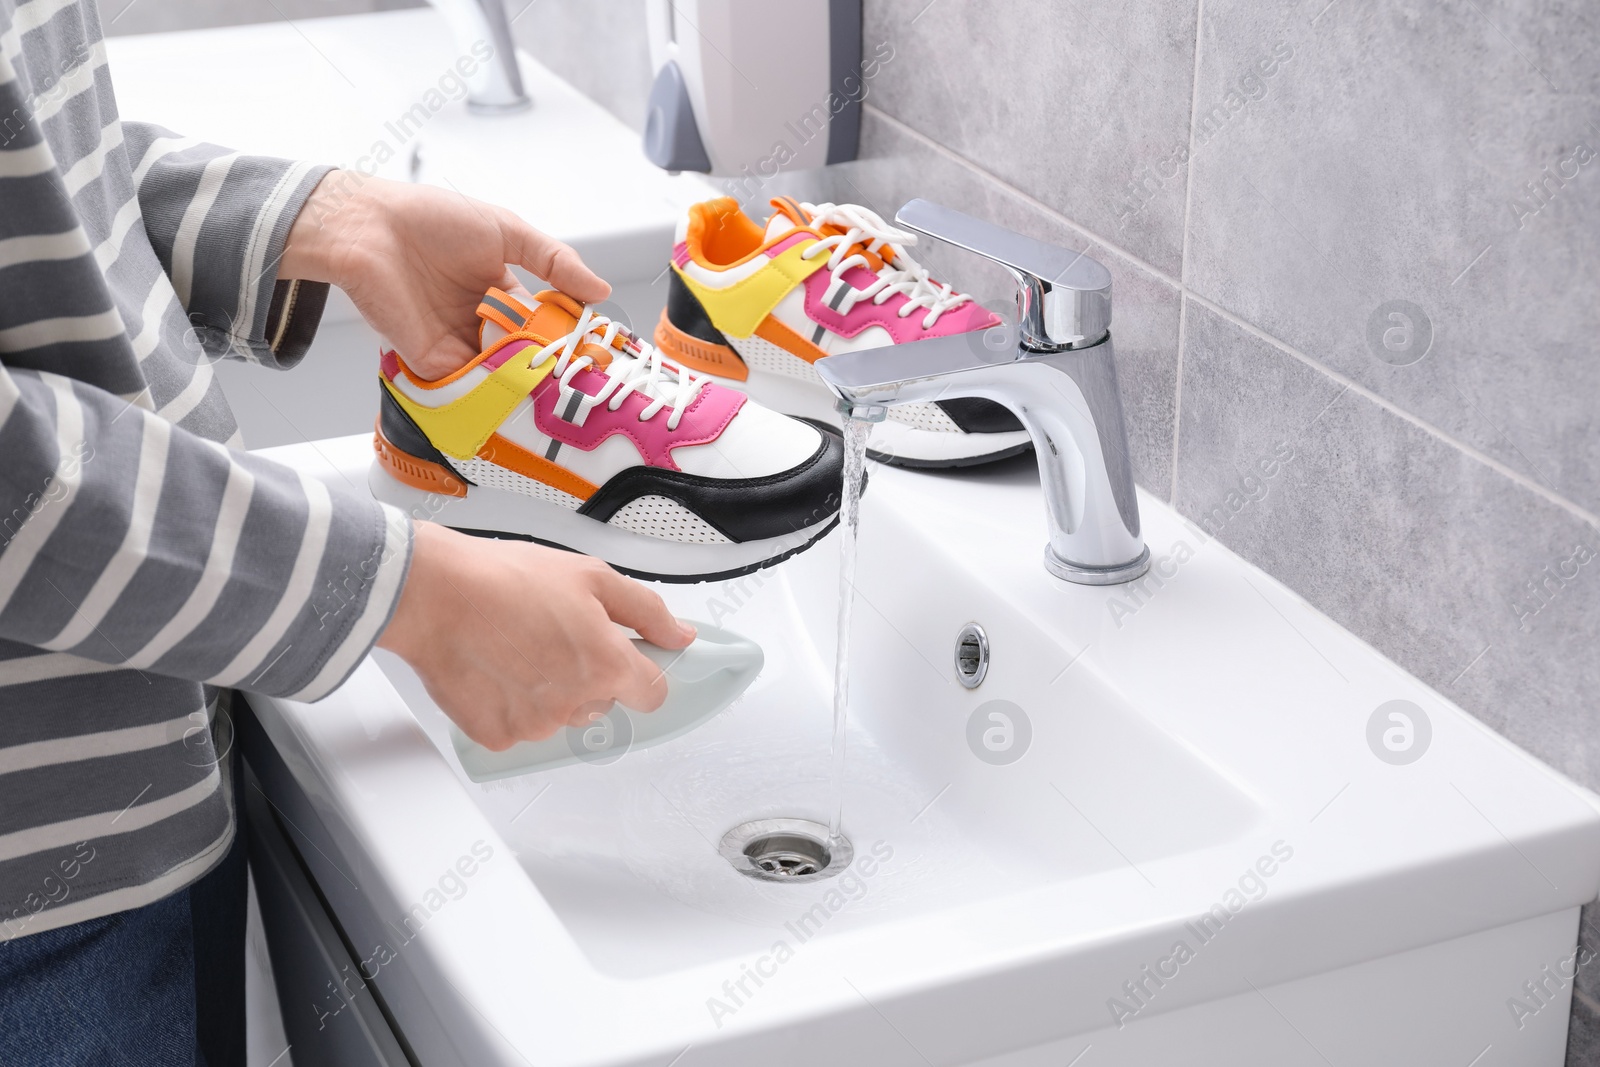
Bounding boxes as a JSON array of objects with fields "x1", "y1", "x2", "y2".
[
  {"x1": 0, "y1": 97, "x2": 410, "y2": 699},
  {"x1": 0, "y1": 361, "x2": 412, "y2": 701},
  {"x1": 123, "y1": 121, "x2": 332, "y2": 369}
]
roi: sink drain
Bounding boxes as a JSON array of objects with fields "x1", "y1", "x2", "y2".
[{"x1": 720, "y1": 819, "x2": 853, "y2": 883}]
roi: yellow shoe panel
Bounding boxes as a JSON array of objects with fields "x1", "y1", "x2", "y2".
[
  {"x1": 384, "y1": 345, "x2": 556, "y2": 460},
  {"x1": 674, "y1": 241, "x2": 828, "y2": 339}
]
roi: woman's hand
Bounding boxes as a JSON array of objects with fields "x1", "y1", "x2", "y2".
[
  {"x1": 280, "y1": 171, "x2": 610, "y2": 381},
  {"x1": 378, "y1": 523, "x2": 696, "y2": 751}
]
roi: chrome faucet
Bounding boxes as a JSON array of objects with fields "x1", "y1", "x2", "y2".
[
  {"x1": 815, "y1": 199, "x2": 1150, "y2": 586},
  {"x1": 425, "y1": 0, "x2": 531, "y2": 113}
]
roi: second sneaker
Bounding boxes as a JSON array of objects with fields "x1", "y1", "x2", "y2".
[{"x1": 653, "y1": 196, "x2": 1031, "y2": 468}]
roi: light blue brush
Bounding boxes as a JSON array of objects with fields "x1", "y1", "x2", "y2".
[{"x1": 449, "y1": 624, "x2": 764, "y2": 782}]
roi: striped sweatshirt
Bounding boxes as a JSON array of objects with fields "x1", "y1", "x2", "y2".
[{"x1": 0, "y1": 0, "x2": 411, "y2": 940}]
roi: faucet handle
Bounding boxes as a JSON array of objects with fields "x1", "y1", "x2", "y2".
[{"x1": 895, "y1": 199, "x2": 1111, "y2": 351}]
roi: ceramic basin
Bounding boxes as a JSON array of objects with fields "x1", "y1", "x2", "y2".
[
  {"x1": 378, "y1": 468, "x2": 1259, "y2": 982},
  {"x1": 248, "y1": 433, "x2": 1600, "y2": 1067}
]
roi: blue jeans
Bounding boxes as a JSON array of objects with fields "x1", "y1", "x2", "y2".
[{"x1": 0, "y1": 815, "x2": 246, "y2": 1067}]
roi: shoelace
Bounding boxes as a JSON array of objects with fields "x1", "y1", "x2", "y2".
[
  {"x1": 797, "y1": 201, "x2": 974, "y2": 329},
  {"x1": 536, "y1": 306, "x2": 708, "y2": 431}
]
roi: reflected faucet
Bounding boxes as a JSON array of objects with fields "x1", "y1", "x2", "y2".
[
  {"x1": 815, "y1": 200, "x2": 1150, "y2": 586},
  {"x1": 425, "y1": 0, "x2": 531, "y2": 113}
]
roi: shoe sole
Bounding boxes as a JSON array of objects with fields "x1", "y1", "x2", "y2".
[
  {"x1": 856, "y1": 414, "x2": 1033, "y2": 468},
  {"x1": 758, "y1": 373, "x2": 1034, "y2": 468},
  {"x1": 794, "y1": 414, "x2": 1028, "y2": 468},
  {"x1": 369, "y1": 464, "x2": 838, "y2": 584},
  {"x1": 867, "y1": 441, "x2": 1035, "y2": 469},
  {"x1": 662, "y1": 327, "x2": 1034, "y2": 469}
]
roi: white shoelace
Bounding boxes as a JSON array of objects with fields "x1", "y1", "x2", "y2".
[
  {"x1": 796, "y1": 201, "x2": 975, "y2": 329},
  {"x1": 536, "y1": 306, "x2": 707, "y2": 431}
]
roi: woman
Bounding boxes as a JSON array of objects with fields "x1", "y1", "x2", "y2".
[{"x1": 0, "y1": 1, "x2": 690, "y2": 1061}]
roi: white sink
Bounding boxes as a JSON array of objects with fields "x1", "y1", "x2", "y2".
[{"x1": 249, "y1": 433, "x2": 1600, "y2": 1067}]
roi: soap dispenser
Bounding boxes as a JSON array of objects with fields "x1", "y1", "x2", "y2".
[{"x1": 642, "y1": 0, "x2": 864, "y2": 175}]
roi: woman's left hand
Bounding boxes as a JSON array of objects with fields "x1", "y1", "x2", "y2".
[{"x1": 280, "y1": 171, "x2": 610, "y2": 380}]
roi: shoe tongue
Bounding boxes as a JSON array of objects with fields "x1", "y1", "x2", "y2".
[
  {"x1": 768, "y1": 197, "x2": 892, "y2": 272},
  {"x1": 521, "y1": 290, "x2": 584, "y2": 344},
  {"x1": 476, "y1": 288, "x2": 622, "y2": 368},
  {"x1": 764, "y1": 196, "x2": 812, "y2": 241}
]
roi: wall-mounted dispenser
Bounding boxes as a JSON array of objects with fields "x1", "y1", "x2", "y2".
[{"x1": 643, "y1": 0, "x2": 864, "y2": 176}]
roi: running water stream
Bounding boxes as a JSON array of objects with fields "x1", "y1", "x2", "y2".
[{"x1": 827, "y1": 413, "x2": 876, "y2": 846}]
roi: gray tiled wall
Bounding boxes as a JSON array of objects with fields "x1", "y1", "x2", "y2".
[
  {"x1": 519, "y1": 0, "x2": 1600, "y2": 1059},
  {"x1": 511, "y1": 0, "x2": 654, "y2": 131}
]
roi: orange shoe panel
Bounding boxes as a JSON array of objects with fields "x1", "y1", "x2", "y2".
[
  {"x1": 478, "y1": 434, "x2": 599, "y2": 501},
  {"x1": 684, "y1": 197, "x2": 770, "y2": 268},
  {"x1": 477, "y1": 288, "x2": 536, "y2": 338},
  {"x1": 373, "y1": 422, "x2": 469, "y2": 497},
  {"x1": 754, "y1": 313, "x2": 830, "y2": 365},
  {"x1": 653, "y1": 310, "x2": 749, "y2": 381}
]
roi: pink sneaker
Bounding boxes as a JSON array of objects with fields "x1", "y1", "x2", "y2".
[{"x1": 370, "y1": 287, "x2": 843, "y2": 582}]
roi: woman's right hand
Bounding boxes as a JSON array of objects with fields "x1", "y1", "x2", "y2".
[{"x1": 377, "y1": 522, "x2": 696, "y2": 750}]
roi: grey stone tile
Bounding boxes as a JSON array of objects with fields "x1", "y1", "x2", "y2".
[
  {"x1": 1568, "y1": 991, "x2": 1600, "y2": 1067},
  {"x1": 1576, "y1": 899, "x2": 1600, "y2": 1008},
  {"x1": 1186, "y1": 0, "x2": 1600, "y2": 515},
  {"x1": 509, "y1": 0, "x2": 652, "y2": 132},
  {"x1": 860, "y1": 0, "x2": 1198, "y2": 277},
  {"x1": 747, "y1": 110, "x2": 1181, "y2": 500},
  {"x1": 1175, "y1": 300, "x2": 1600, "y2": 791},
  {"x1": 105, "y1": 0, "x2": 421, "y2": 37}
]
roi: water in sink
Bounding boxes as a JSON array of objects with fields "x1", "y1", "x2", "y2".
[{"x1": 827, "y1": 412, "x2": 876, "y2": 845}]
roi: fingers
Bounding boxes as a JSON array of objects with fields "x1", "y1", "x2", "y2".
[
  {"x1": 567, "y1": 698, "x2": 612, "y2": 728},
  {"x1": 498, "y1": 209, "x2": 611, "y2": 304},
  {"x1": 409, "y1": 332, "x2": 479, "y2": 383},
  {"x1": 498, "y1": 270, "x2": 535, "y2": 303},
  {"x1": 397, "y1": 538, "x2": 693, "y2": 762},
  {"x1": 612, "y1": 640, "x2": 671, "y2": 713},
  {"x1": 588, "y1": 565, "x2": 696, "y2": 649}
]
